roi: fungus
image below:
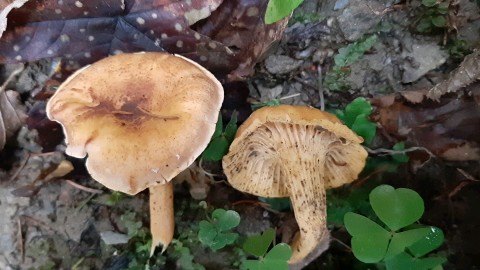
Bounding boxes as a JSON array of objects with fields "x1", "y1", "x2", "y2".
[
  {"x1": 46, "y1": 52, "x2": 223, "y2": 254},
  {"x1": 222, "y1": 105, "x2": 368, "y2": 264}
]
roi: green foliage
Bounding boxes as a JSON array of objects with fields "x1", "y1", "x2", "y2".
[
  {"x1": 344, "y1": 185, "x2": 446, "y2": 269},
  {"x1": 198, "y1": 208, "x2": 241, "y2": 251},
  {"x1": 327, "y1": 187, "x2": 374, "y2": 226},
  {"x1": 105, "y1": 191, "x2": 125, "y2": 206},
  {"x1": 325, "y1": 35, "x2": 378, "y2": 91},
  {"x1": 334, "y1": 35, "x2": 379, "y2": 68},
  {"x1": 334, "y1": 97, "x2": 376, "y2": 144},
  {"x1": 117, "y1": 211, "x2": 165, "y2": 270},
  {"x1": 242, "y1": 229, "x2": 292, "y2": 270},
  {"x1": 416, "y1": 0, "x2": 449, "y2": 33},
  {"x1": 251, "y1": 99, "x2": 281, "y2": 110},
  {"x1": 445, "y1": 38, "x2": 472, "y2": 60},
  {"x1": 290, "y1": 12, "x2": 324, "y2": 25},
  {"x1": 202, "y1": 112, "x2": 238, "y2": 161},
  {"x1": 243, "y1": 244, "x2": 292, "y2": 270},
  {"x1": 392, "y1": 142, "x2": 410, "y2": 163},
  {"x1": 265, "y1": 0, "x2": 304, "y2": 24},
  {"x1": 171, "y1": 240, "x2": 205, "y2": 270},
  {"x1": 243, "y1": 228, "x2": 276, "y2": 257}
]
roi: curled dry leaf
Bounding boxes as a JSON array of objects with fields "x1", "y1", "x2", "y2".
[
  {"x1": 0, "y1": 0, "x2": 29, "y2": 38},
  {"x1": 174, "y1": 162, "x2": 213, "y2": 200},
  {"x1": 372, "y1": 82, "x2": 480, "y2": 161},
  {"x1": 427, "y1": 49, "x2": 480, "y2": 101},
  {"x1": 0, "y1": 66, "x2": 26, "y2": 151},
  {"x1": 0, "y1": 0, "x2": 288, "y2": 81}
]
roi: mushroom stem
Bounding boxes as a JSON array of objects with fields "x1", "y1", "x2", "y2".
[
  {"x1": 149, "y1": 182, "x2": 174, "y2": 256},
  {"x1": 284, "y1": 158, "x2": 328, "y2": 263}
]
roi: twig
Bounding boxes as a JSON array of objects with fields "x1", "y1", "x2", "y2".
[
  {"x1": 198, "y1": 158, "x2": 223, "y2": 178},
  {"x1": 433, "y1": 168, "x2": 479, "y2": 200},
  {"x1": 457, "y1": 168, "x2": 480, "y2": 182},
  {"x1": 30, "y1": 152, "x2": 57, "y2": 157},
  {"x1": 363, "y1": 146, "x2": 435, "y2": 157},
  {"x1": 0, "y1": 65, "x2": 24, "y2": 93},
  {"x1": 72, "y1": 257, "x2": 85, "y2": 270},
  {"x1": 317, "y1": 66, "x2": 325, "y2": 111},
  {"x1": 278, "y1": 93, "x2": 301, "y2": 100},
  {"x1": 65, "y1": 179, "x2": 103, "y2": 194},
  {"x1": 232, "y1": 200, "x2": 271, "y2": 207},
  {"x1": 76, "y1": 193, "x2": 96, "y2": 211},
  {"x1": 17, "y1": 218, "x2": 24, "y2": 262},
  {"x1": 7, "y1": 153, "x2": 30, "y2": 183},
  {"x1": 331, "y1": 236, "x2": 352, "y2": 252},
  {"x1": 20, "y1": 215, "x2": 58, "y2": 232}
]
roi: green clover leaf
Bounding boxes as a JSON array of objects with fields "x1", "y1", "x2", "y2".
[
  {"x1": 344, "y1": 212, "x2": 391, "y2": 263},
  {"x1": 243, "y1": 228, "x2": 276, "y2": 257},
  {"x1": 370, "y1": 185, "x2": 424, "y2": 231},
  {"x1": 243, "y1": 243, "x2": 292, "y2": 270},
  {"x1": 198, "y1": 209, "x2": 240, "y2": 251},
  {"x1": 202, "y1": 112, "x2": 238, "y2": 161}
]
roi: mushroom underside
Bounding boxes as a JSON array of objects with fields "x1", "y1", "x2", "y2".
[{"x1": 224, "y1": 121, "x2": 367, "y2": 263}]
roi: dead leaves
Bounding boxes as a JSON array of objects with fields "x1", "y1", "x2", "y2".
[
  {"x1": 0, "y1": 66, "x2": 26, "y2": 151},
  {"x1": 427, "y1": 49, "x2": 480, "y2": 100},
  {"x1": 0, "y1": 0, "x2": 288, "y2": 81},
  {"x1": 0, "y1": 0, "x2": 28, "y2": 38}
]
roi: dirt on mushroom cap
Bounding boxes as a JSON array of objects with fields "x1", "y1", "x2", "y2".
[{"x1": 46, "y1": 52, "x2": 224, "y2": 195}]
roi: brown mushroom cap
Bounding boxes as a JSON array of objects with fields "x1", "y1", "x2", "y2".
[
  {"x1": 222, "y1": 105, "x2": 367, "y2": 263},
  {"x1": 46, "y1": 52, "x2": 223, "y2": 195}
]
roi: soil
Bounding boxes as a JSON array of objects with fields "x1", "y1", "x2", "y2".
[{"x1": 1, "y1": 0, "x2": 480, "y2": 269}]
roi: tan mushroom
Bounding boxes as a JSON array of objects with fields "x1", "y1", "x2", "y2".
[
  {"x1": 46, "y1": 52, "x2": 223, "y2": 254},
  {"x1": 222, "y1": 105, "x2": 367, "y2": 263}
]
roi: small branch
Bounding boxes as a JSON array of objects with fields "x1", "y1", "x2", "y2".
[
  {"x1": 17, "y1": 218, "x2": 24, "y2": 263},
  {"x1": 363, "y1": 146, "x2": 435, "y2": 157},
  {"x1": 317, "y1": 66, "x2": 325, "y2": 111},
  {"x1": 331, "y1": 236, "x2": 352, "y2": 252},
  {"x1": 7, "y1": 153, "x2": 30, "y2": 184},
  {"x1": 198, "y1": 158, "x2": 223, "y2": 178},
  {"x1": 65, "y1": 179, "x2": 103, "y2": 194}
]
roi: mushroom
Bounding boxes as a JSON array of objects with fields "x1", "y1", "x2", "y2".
[
  {"x1": 46, "y1": 52, "x2": 223, "y2": 254},
  {"x1": 222, "y1": 105, "x2": 367, "y2": 263}
]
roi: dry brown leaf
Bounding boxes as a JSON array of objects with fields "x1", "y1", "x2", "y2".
[
  {"x1": 372, "y1": 82, "x2": 480, "y2": 161},
  {"x1": 174, "y1": 162, "x2": 213, "y2": 200},
  {"x1": 0, "y1": 0, "x2": 288, "y2": 81},
  {"x1": 0, "y1": 66, "x2": 26, "y2": 151},
  {"x1": 0, "y1": 0, "x2": 29, "y2": 38},
  {"x1": 427, "y1": 49, "x2": 480, "y2": 101},
  {"x1": 400, "y1": 90, "x2": 427, "y2": 104}
]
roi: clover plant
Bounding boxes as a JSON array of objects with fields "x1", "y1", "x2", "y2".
[
  {"x1": 202, "y1": 112, "x2": 238, "y2": 161},
  {"x1": 242, "y1": 228, "x2": 292, "y2": 270},
  {"x1": 325, "y1": 35, "x2": 378, "y2": 91},
  {"x1": 334, "y1": 97, "x2": 376, "y2": 144},
  {"x1": 265, "y1": 0, "x2": 304, "y2": 24},
  {"x1": 198, "y1": 208, "x2": 241, "y2": 251},
  {"x1": 345, "y1": 185, "x2": 446, "y2": 269}
]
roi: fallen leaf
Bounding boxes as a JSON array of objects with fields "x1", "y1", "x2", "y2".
[
  {"x1": 371, "y1": 82, "x2": 480, "y2": 161},
  {"x1": 0, "y1": 66, "x2": 26, "y2": 151},
  {"x1": 174, "y1": 162, "x2": 213, "y2": 200},
  {"x1": 427, "y1": 49, "x2": 480, "y2": 101},
  {"x1": 0, "y1": 0, "x2": 288, "y2": 81},
  {"x1": 0, "y1": 0, "x2": 29, "y2": 38}
]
